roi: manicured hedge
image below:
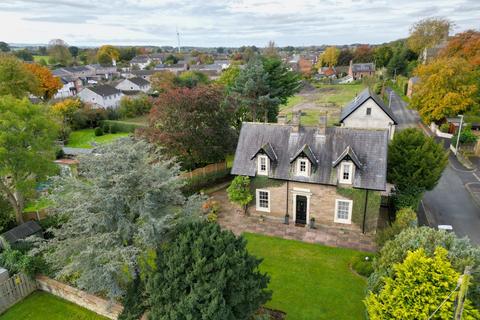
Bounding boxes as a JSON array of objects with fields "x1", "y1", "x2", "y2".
[{"x1": 100, "y1": 120, "x2": 145, "y2": 133}]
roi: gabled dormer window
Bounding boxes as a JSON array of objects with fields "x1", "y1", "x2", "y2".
[
  {"x1": 257, "y1": 155, "x2": 269, "y2": 176},
  {"x1": 296, "y1": 157, "x2": 310, "y2": 177},
  {"x1": 339, "y1": 161, "x2": 353, "y2": 184}
]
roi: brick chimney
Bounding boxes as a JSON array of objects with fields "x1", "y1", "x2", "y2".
[
  {"x1": 317, "y1": 115, "x2": 327, "y2": 136},
  {"x1": 277, "y1": 115, "x2": 287, "y2": 125},
  {"x1": 291, "y1": 111, "x2": 301, "y2": 133}
]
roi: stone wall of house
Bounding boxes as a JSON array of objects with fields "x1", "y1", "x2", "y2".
[
  {"x1": 36, "y1": 275, "x2": 123, "y2": 320},
  {"x1": 249, "y1": 181, "x2": 363, "y2": 232}
]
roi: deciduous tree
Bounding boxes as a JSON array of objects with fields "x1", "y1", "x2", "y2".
[
  {"x1": 23, "y1": 63, "x2": 62, "y2": 100},
  {"x1": 337, "y1": 49, "x2": 354, "y2": 66},
  {"x1": 36, "y1": 139, "x2": 203, "y2": 299},
  {"x1": 318, "y1": 46, "x2": 340, "y2": 67},
  {"x1": 439, "y1": 29, "x2": 480, "y2": 67},
  {"x1": 176, "y1": 70, "x2": 209, "y2": 88},
  {"x1": 97, "y1": 45, "x2": 120, "y2": 66},
  {"x1": 366, "y1": 247, "x2": 480, "y2": 319},
  {"x1": 353, "y1": 45, "x2": 374, "y2": 63},
  {"x1": 410, "y1": 57, "x2": 478, "y2": 123},
  {"x1": 374, "y1": 46, "x2": 393, "y2": 68},
  {"x1": 150, "y1": 71, "x2": 177, "y2": 93},
  {"x1": 0, "y1": 54, "x2": 37, "y2": 98},
  {"x1": 51, "y1": 98, "x2": 82, "y2": 140},
  {"x1": 227, "y1": 176, "x2": 253, "y2": 213},
  {"x1": 145, "y1": 85, "x2": 236, "y2": 170},
  {"x1": 47, "y1": 39, "x2": 72, "y2": 66},
  {"x1": 217, "y1": 65, "x2": 240, "y2": 88},
  {"x1": 0, "y1": 96, "x2": 58, "y2": 225},
  {"x1": 146, "y1": 221, "x2": 271, "y2": 320},
  {"x1": 407, "y1": 18, "x2": 452, "y2": 54},
  {"x1": 0, "y1": 42, "x2": 10, "y2": 52}
]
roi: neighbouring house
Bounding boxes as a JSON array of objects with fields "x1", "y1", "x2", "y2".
[
  {"x1": 115, "y1": 77, "x2": 151, "y2": 93},
  {"x1": 54, "y1": 77, "x2": 83, "y2": 99},
  {"x1": 154, "y1": 63, "x2": 188, "y2": 75},
  {"x1": 130, "y1": 54, "x2": 165, "y2": 70},
  {"x1": 316, "y1": 66, "x2": 337, "y2": 79},
  {"x1": 188, "y1": 63, "x2": 223, "y2": 79},
  {"x1": 230, "y1": 115, "x2": 388, "y2": 233},
  {"x1": 407, "y1": 76, "x2": 420, "y2": 98},
  {"x1": 129, "y1": 69, "x2": 156, "y2": 81},
  {"x1": 340, "y1": 88, "x2": 397, "y2": 139},
  {"x1": 86, "y1": 64, "x2": 118, "y2": 80},
  {"x1": 77, "y1": 84, "x2": 123, "y2": 109},
  {"x1": 421, "y1": 42, "x2": 447, "y2": 64},
  {"x1": 53, "y1": 66, "x2": 97, "y2": 80},
  {"x1": 348, "y1": 61, "x2": 375, "y2": 80}
]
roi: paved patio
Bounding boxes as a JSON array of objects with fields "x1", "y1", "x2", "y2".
[{"x1": 211, "y1": 189, "x2": 377, "y2": 252}]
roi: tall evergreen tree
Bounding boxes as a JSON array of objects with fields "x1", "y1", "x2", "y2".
[
  {"x1": 146, "y1": 221, "x2": 271, "y2": 320},
  {"x1": 36, "y1": 139, "x2": 203, "y2": 299}
]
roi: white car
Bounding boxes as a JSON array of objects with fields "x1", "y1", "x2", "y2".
[{"x1": 438, "y1": 225, "x2": 454, "y2": 232}]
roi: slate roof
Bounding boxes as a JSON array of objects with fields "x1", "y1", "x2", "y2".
[
  {"x1": 1, "y1": 221, "x2": 42, "y2": 245},
  {"x1": 351, "y1": 63, "x2": 375, "y2": 72},
  {"x1": 231, "y1": 123, "x2": 389, "y2": 191},
  {"x1": 87, "y1": 84, "x2": 121, "y2": 97},
  {"x1": 251, "y1": 143, "x2": 278, "y2": 161},
  {"x1": 332, "y1": 146, "x2": 362, "y2": 168},
  {"x1": 132, "y1": 70, "x2": 156, "y2": 76},
  {"x1": 340, "y1": 88, "x2": 397, "y2": 124},
  {"x1": 128, "y1": 77, "x2": 150, "y2": 87}
]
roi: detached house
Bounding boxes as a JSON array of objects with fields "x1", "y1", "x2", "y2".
[
  {"x1": 348, "y1": 61, "x2": 375, "y2": 80},
  {"x1": 231, "y1": 115, "x2": 389, "y2": 233},
  {"x1": 340, "y1": 88, "x2": 397, "y2": 139},
  {"x1": 78, "y1": 85, "x2": 123, "y2": 109},
  {"x1": 115, "y1": 77, "x2": 151, "y2": 93}
]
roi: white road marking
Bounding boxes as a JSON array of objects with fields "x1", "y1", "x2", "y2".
[{"x1": 473, "y1": 172, "x2": 480, "y2": 182}]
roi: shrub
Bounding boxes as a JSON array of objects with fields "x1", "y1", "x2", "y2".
[
  {"x1": 453, "y1": 127, "x2": 478, "y2": 144},
  {"x1": 375, "y1": 207, "x2": 417, "y2": 247},
  {"x1": 94, "y1": 127, "x2": 103, "y2": 136},
  {"x1": 439, "y1": 123, "x2": 450, "y2": 133},
  {"x1": 118, "y1": 95, "x2": 152, "y2": 119},
  {"x1": 391, "y1": 185, "x2": 424, "y2": 211},
  {"x1": 227, "y1": 176, "x2": 253, "y2": 214},
  {"x1": 0, "y1": 248, "x2": 48, "y2": 277},
  {"x1": 100, "y1": 120, "x2": 142, "y2": 133},
  {"x1": 351, "y1": 253, "x2": 375, "y2": 277},
  {"x1": 181, "y1": 169, "x2": 231, "y2": 196}
]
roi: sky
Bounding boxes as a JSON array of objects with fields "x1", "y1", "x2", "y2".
[{"x1": 0, "y1": 0, "x2": 479, "y2": 47}]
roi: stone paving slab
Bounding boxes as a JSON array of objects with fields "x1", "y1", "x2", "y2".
[{"x1": 211, "y1": 189, "x2": 377, "y2": 252}]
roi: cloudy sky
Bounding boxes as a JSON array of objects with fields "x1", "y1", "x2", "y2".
[{"x1": 0, "y1": 0, "x2": 479, "y2": 47}]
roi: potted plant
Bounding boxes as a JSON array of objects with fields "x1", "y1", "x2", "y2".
[
  {"x1": 284, "y1": 214, "x2": 289, "y2": 225},
  {"x1": 309, "y1": 217, "x2": 316, "y2": 229}
]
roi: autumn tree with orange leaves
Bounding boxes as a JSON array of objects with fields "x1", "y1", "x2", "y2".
[
  {"x1": 23, "y1": 63, "x2": 62, "y2": 100},
  {"x1": 439, "y1": 30, "x2": 480, "y2": 67}
]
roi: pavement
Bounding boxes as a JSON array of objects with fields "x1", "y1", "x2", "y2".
[{"x1": 386, "y1": 88, "x2": 480, "y2": 245}]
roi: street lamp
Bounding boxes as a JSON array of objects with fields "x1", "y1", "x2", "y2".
[
  {"x1": 388, "y1": 90, "x2": 393, "y2": 108},
  {"x1": 454, "y1": 115, "x2": 464, "y2": 155}
]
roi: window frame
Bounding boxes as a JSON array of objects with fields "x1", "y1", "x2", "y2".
[
  {"x1": 339, "y1": 161, "x2": 353, "y2": 184},
  {"x1": 366, "y1": 107, "x2": 372, "y2": 115},
  {"x1": 256, "y1": 189, "x2": 271, "y2": 212},
  {"x1": 296, "y1": 157, "x2": 310, "y2": 177},
  {"x1": 257, "y1": 155, "x2": 269, "y2": 176},
  {"x1": 334, "y1": 199, "x2": 353, "y2": 224}
]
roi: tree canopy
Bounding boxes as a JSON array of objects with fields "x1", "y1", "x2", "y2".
[
  {"x1": 227, "y1": 176, "x2": 253, "y2": 213},
  {"x1": 146, "y1": 221, "x2": 271, "y2": 320},
  {"x1": 439, "y1": 30, "x2": 480, "y2": 67},
  {"x1": 387, "y1": 128, "x2": 448, "y2": 192},
  {"x1": 144, "y1": 85, "x2": 236, "y2": 170},
  {"x1": 410, "y1": 57, "x2": 478, "y2": 123},
  {"x1": 407, "y1": 18, "x2": 452, "y2": 53},
  {"x1": 366, "y1": 247, "x2": 480, "y2": 319},
  {"x1": 97, "y1": 45, "x2": 120, "y2": 66},
  {"x1": 318, "y1": 46, "x2": 340, "y2": 67},
  {"x1": 23, "y1": 63, "x2": 62, "y2": 100},
  {"x1": 48, "y1": 42, "x2": 72, "y2": 66},
  {"x1": 36, "y1": 139, "x2": 203, "y2": 299},
  {"x1": 0, "y1": 96, "x2": 58, "y2": 224},
  {"x1": 0, "y1": 54, "x2": 37, "y2": 98}
]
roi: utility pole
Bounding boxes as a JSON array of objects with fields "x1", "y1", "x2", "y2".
[
  {"x1": 388, "y1": 90, "x2": 393, "y2": 109},
  {"x1": 454, "y1": 115, "x2": 464, "y2": 155},
  {"x1": 454, "y1": 266, "x2": 472, "y2": 320},
  {"x1": 176, "y1": 27, "x2": 181, "y2": 53}
]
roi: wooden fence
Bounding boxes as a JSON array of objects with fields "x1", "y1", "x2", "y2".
[
  {"x1": 0, "y1": 273, "x2": 37, "y2": 314},
  {"x1": 180, "y1": 162, "x2": 227, "y2": 179}
]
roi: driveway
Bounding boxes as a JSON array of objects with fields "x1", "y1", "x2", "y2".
[
  {"x1": 385, "y1": 87, "x2": 421, "y2": 130},
  {"x1": 387, "y1": 88, "x2": 480, "y2": 245}
]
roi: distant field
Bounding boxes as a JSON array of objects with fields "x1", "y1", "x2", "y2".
[
  {"x1": 33, "y1": 55, "x2": 49, "y2": 63},
  {"x1": 279, "y1": 83, "x2": 365, "y2": 126}
]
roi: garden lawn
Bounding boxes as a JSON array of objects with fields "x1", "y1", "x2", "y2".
[
  {"x1": 33, "y1": 55, "x2": 50, "y2": 63},
  {"x1": 66, "y1": 129, "x2": 129, "y2": 149},
  {"x1": 314, "y1": 83, "x2": 366, "y2": 106},
  {"x1": 245, "y1": 233, "x2": 368, "y2": 320},
  {"x1": 0, "y1": 291, "x2": 107, "y2": 320}
]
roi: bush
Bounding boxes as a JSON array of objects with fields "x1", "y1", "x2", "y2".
[
  {"x1": 375, "y1": 207, "x2": 417, "y2": 247},
  {"x1": 351, "y1": 254, "x2": 375, "y2": 277},
  {"x1": 182, "y1": 170, "x2": 231, "y2": 196},
  {"x1": 101, "y1": 120, "x2": 142, "y2": 133},
  {"x1": 118, "y1": 95, "x2": 152, "y2": 119},
  {"x1": 71, "y1": 106, "x2": 107, "y2": 129},
  {"x1": 453, "y1": 127, "x2": 478, "y2": 145},
  {"x1": 439, "y1": 123, "x2": 450, "y2": 133},
  {"x1": 94, "y1": 127, "x2": 103, "y2": 136},
  {"x1": 0, "y1": 249, "x2": 48, "y2": 277}
]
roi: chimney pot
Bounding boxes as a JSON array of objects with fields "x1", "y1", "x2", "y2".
[
  {"x1": 292, "y1": 111, "x2": 301, "y2": 132},
  {"x1": 317, "y1": 115, "x2": 327, "y2": 136}
]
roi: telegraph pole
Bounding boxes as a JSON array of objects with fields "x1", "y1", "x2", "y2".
[
  {"x1": 454, "y1": 115, "x2": 464, "y2": 156},
  {"x1": 454, "y1": 266, "x2": 472, "y2": 320},
  {"x1": 176, "y1": 27, "x2": 181, "y2": 53}
]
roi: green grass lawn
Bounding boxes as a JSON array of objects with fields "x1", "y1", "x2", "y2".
[
  {"x1": 66, "y1": 129, "x2": 129, "y2": 149},
  {"x1": 113, "y1": 115, "x2": 149, "y2": 126},
  {"x1": 245, "y1": 233, "x2": 368, "y2": 320},
  {"x1": 0, "y1": 291, "x2": 108, "y2": 320},
  {"x1": 24, "y1": 197, "x2": 53, "y2": 213},
  {"x1": 314, "y1": 83, "x2": 365, "y2": 106},
  {"x1": 33, "y1": 55, "x2": 50, "y2": 63}
]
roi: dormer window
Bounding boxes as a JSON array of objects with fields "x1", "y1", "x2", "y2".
[
  {"x1": 257, "y1": 155, "x2": 269, "y2": 176},
  {"x1": 296, "y1": 157, "x2": 310, "y2": 177},
  {"x1": 339, "y1": 161, "x2": 353, "y2": 184}
]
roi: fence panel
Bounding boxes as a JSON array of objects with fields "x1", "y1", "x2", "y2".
[
  {"x1": 0, "y1": 273, "x2": 37, "y2": 314},
  {"x1": 180, "y1": 162, "x2": 227, "y2": 179}
]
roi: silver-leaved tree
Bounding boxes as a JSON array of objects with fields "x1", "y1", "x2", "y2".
[{"x1": 35, "y1": 138, "x2": 203, "y2": 299}]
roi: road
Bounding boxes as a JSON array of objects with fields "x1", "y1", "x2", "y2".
[{"x1": 387, "y1": 88, "x2": 480, "y2": 245}]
